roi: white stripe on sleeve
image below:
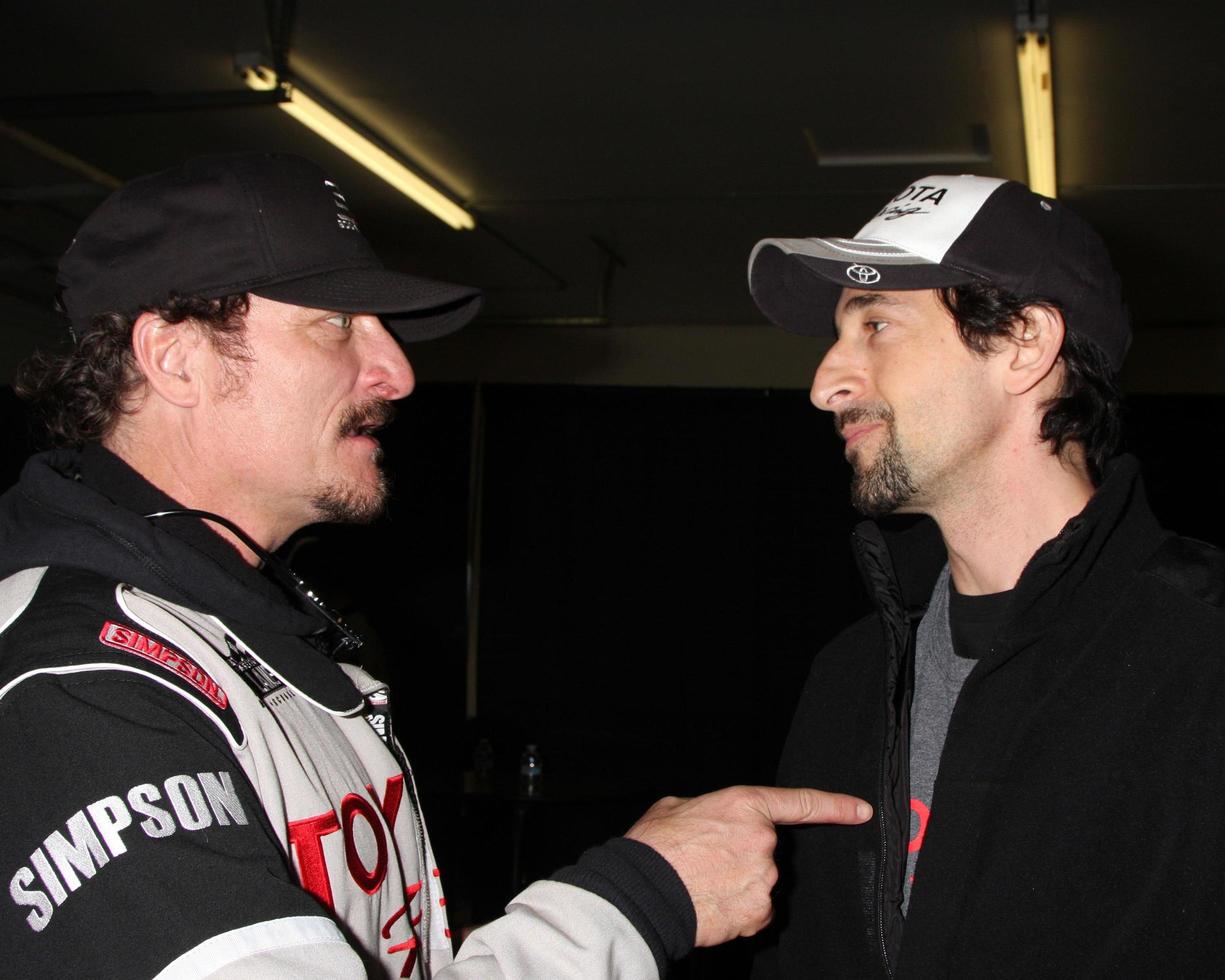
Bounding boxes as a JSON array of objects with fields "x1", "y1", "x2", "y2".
[{"x1": 153, "y1": 915, "x2": 364, "y2": 979}]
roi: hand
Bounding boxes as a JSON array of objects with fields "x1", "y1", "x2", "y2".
[{"x1": 624, "y1": 785, "x2": 872, "y2": 947}]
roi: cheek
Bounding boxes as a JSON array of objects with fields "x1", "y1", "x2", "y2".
[
  {"x1": 214, "y1": 383, "x2": 308, "y2": 453},
  {"x1": 885, "y1": 357, "x2": 976, "y2": 440},
  {"x1": 223, "y1": 413, "x2": 295, "y2": 463},
  {"x1": 919, "y1": 364, "x2": 1001, "y2": 446}
]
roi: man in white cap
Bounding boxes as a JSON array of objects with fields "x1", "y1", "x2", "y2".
[
  {"x1": 748, "y1": 176, "x2": 1225, "y2": 977},
  {"x1": 0, "y1": 153, "x2": 871, "y2": 978}
]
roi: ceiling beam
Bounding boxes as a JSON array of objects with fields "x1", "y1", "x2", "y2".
[{"x1": 0, "y1": 88, "x2": 284, "y2": 119}]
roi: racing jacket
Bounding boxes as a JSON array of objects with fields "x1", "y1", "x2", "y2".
[
  {"x1": 755, "y1": 456, "x2": 1225, "y2": 978},
  {"x1": 0, "y1": 446, "x2": 692, "y2": 978}
]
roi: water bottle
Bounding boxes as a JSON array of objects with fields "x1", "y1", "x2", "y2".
[{"x1": 518, "y1": 743, "x2": 543, "y2": 798}]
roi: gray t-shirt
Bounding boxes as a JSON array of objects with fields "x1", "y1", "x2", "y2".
[{"x1": 903, "y1": 567, "x2": 974, "y2": 914}]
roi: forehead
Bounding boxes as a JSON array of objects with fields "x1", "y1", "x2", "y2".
[
  {"x1": 834, "y1": 287, "x2": 945, "y2": 318},
  {"x1": 246, "y1": 294, "x2": 329, "y2": 325},
  {"x1": 832, "y1": 287, "x2": 959, "y2": 336}
]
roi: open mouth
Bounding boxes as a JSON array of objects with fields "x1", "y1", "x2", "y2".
[{"x1": 339, "y1": 400, "x2": 397, "y2": 442}]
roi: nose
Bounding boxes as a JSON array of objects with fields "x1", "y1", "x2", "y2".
[
  {"x1": 359, "y1": 316, "x2": 415, "y2": 400},
  {"x1": 810, "y1": 337, "x2": 864, "y2": 413}
]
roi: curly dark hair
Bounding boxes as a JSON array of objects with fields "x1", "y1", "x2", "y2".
[
  {"x1": 15, "y1": 293, "x2": 251, "y2": 447},
  {"x1": 938, "y1": 283, "x2": 1123, "y2": 485}
]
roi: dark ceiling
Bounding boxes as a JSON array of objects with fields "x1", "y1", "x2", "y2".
[{"x1": 3, "y1": 1, "x2": 1224, "y2": 387}]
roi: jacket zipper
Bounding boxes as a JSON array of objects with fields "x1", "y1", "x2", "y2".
[
  {"x1": 878, "y1": 608, "x2": 919, "y2": 980},
  {"x1": 877, "y1": 750, "x2": 895, "y2": 979},
  {"x1": 383, "y1": 712, "x2": 434, "y2": 976},
  {"x1": 852, "y1": 524, "x2": 911, "y2": 978}
]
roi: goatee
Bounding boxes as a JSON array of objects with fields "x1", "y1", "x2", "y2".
[
  {"x1": 312, "y1": 400, "x2": 397, "y2": 524},
  {"x1": 311, "y1": 473, "x2": 391, "y2": 524},
  {"x1": 838, "y1": 407, "x2": 919, "y2": 517}
]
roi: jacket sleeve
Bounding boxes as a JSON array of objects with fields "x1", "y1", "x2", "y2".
[
  {"x1": 2, "y1": 673, "x2": 695, "y2": 979},
  {"x1": 444, "y1": 837, "x2": 696, "y2": 980},
  {"x1": 0, "y1": 671, "x2": 354, "y2": 979},
  {"x1": 445, "y1": 880, "x2": 657, "y2": 979},
  {"x1": 151, "y1": 918, "x2": 364, "y2": 978}
]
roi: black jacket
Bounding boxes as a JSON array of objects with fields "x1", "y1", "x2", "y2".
[
  {"x1": 757, "y1": 456, "x2": 1225, "y2": 978},
  {"x1": 0, "y1": 446, "x2": 694, "y2": 977}
]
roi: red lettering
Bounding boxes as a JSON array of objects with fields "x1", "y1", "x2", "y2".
[
  {"x1": 102, "y1": 623, "x2": 132, "y2": 646},
  {"x1": 368, "y1": 774, "x2": 404, "y2": 828},
  {"x1": 391, "y1": 935, "x2": 418, "y2": 977},
  {"x1": 341, "y1": 794, "x2": 388, "y2": 894},
  {"x1": 288, "y1": 810, "x2": 341, "y2": 910},
  {"x1": 97, "y1": 620, "x2": 228, "y2": 709},
  {"x1": 382, "y1": 882, "x2": 424, "y2": 978},
  {"x1": 286, "y1": 778, "x2": 422, "y2": 974},
  {"x1": 382, "y1": 881, "x2": 423, "y2": 938},
  {"x1": 908, "y1": 797, "x2": 930, "y2": 854}
]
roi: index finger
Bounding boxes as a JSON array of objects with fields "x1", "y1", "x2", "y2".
[{"x1": 751, "y1": 786, "x2": 873, "y2": 825}]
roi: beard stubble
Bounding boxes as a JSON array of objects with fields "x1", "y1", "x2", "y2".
[
  {"x1": 839, "y1": 406, "x2": 920, "y2": 517},
  {"x1": 311, "y1": 400, "x2": 397, "y2": 524}
]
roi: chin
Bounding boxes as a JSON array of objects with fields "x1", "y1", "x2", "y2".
[
  {"x1": 846, "y1": 424, "x2": 920, "y2": 518},
  {"x1": 311, "y1": 470, "x2": 391, "y2": 525}
]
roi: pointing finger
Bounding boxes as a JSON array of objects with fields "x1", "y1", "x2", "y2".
[{"x1": 751, "y1": 786, "x2": 873, "y2": 825}]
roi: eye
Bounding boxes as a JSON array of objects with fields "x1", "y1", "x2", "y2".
[
  {"x1": 867, "y1": 319, "x2": 889, "y2": 333},
  {"x1": 325, "y1": 313, "x2": 353, "y2": 330}
]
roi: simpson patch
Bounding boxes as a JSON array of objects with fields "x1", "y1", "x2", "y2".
[{"x1": 98, "y1": 621, "x2": 228, "y2": 709}]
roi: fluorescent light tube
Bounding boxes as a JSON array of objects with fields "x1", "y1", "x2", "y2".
[
  {"x1": 243, "y1": 66, "x2": 474, "y2": 231},
  {"x1": 1016, "y1": 31, "x2": 1057, "y2": 198}
]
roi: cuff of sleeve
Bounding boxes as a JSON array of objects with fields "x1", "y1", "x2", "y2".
[{"x1": 550, "y1": 836, "x2": 696, "y2": 973}]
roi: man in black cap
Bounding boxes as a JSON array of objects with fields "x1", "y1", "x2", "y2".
[
  {"x1": 0, "y1": 153, "x2": 870, "y2": 978},
  {"x1": 748, "y1": 175, "x2": 1225, "y2": 977}
]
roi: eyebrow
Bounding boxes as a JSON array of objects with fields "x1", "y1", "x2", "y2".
[
  {"x1": 839, "y1": 292, "x2": 906, "y2": 315},
  {"x1": 830, "y1": 291, "x2": 908, "y2": 335}
]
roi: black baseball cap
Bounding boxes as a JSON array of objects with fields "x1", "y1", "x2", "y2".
[
  {"x1": 57, "y1": 152, "x2": 482, "y2": 341},
  {"x1": 748, "y1": 175, "x2": 1130, "y2": 370}
]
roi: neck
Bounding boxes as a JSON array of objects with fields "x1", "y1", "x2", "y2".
[
  {"x1": 930, "y1": 446, "x2": 1095, "y2": 596},
  {"x1": 103, "y1": 430, "x2": 283, "y2": 567}
]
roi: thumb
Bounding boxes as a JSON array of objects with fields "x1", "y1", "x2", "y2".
[{"x1": 753, "y1": 786, "x2": 873, "y2": 826}]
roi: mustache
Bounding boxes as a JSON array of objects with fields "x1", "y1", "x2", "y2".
[
  {"x1": 338, "y1": 400, "x2": 397, "y2": 439},
  {"x1": 834, "y1": 405, "x2": 893, "y2": 438}
]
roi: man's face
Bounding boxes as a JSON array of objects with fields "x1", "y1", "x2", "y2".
[
  {"x1": 197, "y1": 295, "x2": 414, "y2": 542},
  {"x1": 811, "y1": 288, "x2": 1003, "y2": 517}
]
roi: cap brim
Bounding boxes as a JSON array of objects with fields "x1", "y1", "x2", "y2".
[
  {"x1": 252, "y1": 266, "x2": 482, "y2": 341},
  {"x1": 748, "y1": 237, "x2": 977, "y2": 336}
]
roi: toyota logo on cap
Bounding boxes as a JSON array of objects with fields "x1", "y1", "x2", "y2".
[{"x1": 846, "y1": 264, "x2": 881, "y2": 285}]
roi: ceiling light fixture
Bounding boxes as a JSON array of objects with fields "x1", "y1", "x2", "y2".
[
  {"x1": 241, "y1": 65, "x2": 475, "y2": 230},
  {"x1": 1016, "y1": 29, "x2": 1056, "y2": 197}
]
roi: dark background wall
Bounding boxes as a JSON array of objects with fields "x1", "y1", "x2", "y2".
[
  {"x1": 4, "y1": 3, "x2": 1224, "y2": 974},
  {"x1": 4, "y1": 383, "x2": 1223, "y2": 975}
]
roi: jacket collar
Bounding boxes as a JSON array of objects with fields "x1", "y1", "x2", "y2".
[
  {"x1": 0, "y1": 446, "x2": 363, "y2": 712},
  {"x1": 855, "y1": 456, "x2": 1170, "y2": 649}
]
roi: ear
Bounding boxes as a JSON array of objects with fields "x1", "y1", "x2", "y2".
[
  {"x1": 1000, "y1": 304, "x2": 1065, "y2": 396},
  {"x1": 130, "y1": 312, "x2": 201, "y2": 408}
]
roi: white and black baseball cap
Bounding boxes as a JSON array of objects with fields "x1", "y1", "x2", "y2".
[
  {"x1": 58, "y1": 152, "x2": 482, "y2": 342},
  {"x1": 748, "y1": 175, "x2": 1130, "y2": 369}
]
